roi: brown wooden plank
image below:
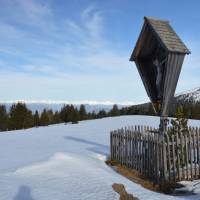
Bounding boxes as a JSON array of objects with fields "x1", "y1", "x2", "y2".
[
  {"x1": 120, "y1": 129, "x2": 123, "y2": 165},
  {"x1": 163, "y1": 138, "x2": 167, "y2": 182},
  {"x1": 136, "y1": 131, "x2": 139, "y2": 171},
  {"x1": 129, "y1": 129, "x2": 131, "y2": 168},
  {"x1": 116, "y1": 130, "x2": 119, "y2": 163},
  {"x1": 139, "y1": 132, "x2": 142, "y2": 173},
  {"x1": 166, "y1": 134, "x2": 171, "y2": 182},
  {"x1": 156, "y1": 134, "x2": 160, "y2": 183},
  {"x1": 189, "y1": 131, "x2": 193, "y2": 180},
  {"x1": 176, "y1": 131, "x2": 181, "y2": 181},
  {"x1": 185, "y1": 134, "x2": 189, "y2": 180},
  {"x1": 133, "y1": 129, "x2": 136, "y2": 169},
  {"x1": 172, "y1": 135, "x2": 176, "y2": 182},
  {"x1": 193, "y1": 129, "x2": 197, "y2": 178},
  {"x1": 124, "y1": 128, "x2": 127, "y2": 166},
  {"x1": 180, "y1": 133, "x2": 185, "y2": 180},
  {"x1": 116, "y1": 131, "x2": 119, "y2": 161},
  {"x1": 131, "y1": 128, "x2": 134, "y2": 169},
  {"x1": 197, "y1": 128, "x2": 200, "y2": 178}
]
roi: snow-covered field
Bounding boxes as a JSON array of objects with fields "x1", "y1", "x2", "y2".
[{"x1": 0, "y1": 115, "x2": 200, "y2": 200}]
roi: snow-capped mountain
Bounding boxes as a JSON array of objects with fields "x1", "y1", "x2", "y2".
[
  {"x1": 175, "y1": 87, "x2": 200, "y2": 102},
  {"x1": 1, "y1": 101, "x2": 136, "y2": 113}
]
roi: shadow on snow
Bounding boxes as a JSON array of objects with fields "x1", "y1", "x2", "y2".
[
  {"x1": 14, "y1": 185, "x2": 34, "y2": 200},
  {"x1": 64, "y1": 136, "x2": 109, "y2": 156}
]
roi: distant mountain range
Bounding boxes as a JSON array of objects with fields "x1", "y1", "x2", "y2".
[
  {"x1": 1, "y1": 87, "x2": 199, "y2": 113},
  {"x1": 1, "y1": 101, "x2": 136, "y2": 113}
]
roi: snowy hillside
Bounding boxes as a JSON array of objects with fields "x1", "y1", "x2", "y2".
[
  {"x1": 0, "y1": 116, "x2": 200, "y2": 200},
  {"x1": 176, "y1": 87, "x2": 200, "y2": 102}
]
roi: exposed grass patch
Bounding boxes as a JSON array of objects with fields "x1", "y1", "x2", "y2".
[
  {"x1": 106, "y1": 159, "x2": 160, "y2": 193},
  {"x1": 112, "y1": 183, "x2": 140, "y2": 200}
]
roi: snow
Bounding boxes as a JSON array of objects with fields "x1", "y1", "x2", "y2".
[
  {"x1": 0, "y1": 115, "x2": 200, "y2": 200},
  {"x1": 175, "y1": 180, "x2": 200, "y2": 194},
  {"x1": 176, "y1": 87, "x2": 200, "y2": 102}
]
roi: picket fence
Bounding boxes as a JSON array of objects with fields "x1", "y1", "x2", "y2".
[{"x1": 110, "y1": 125, "x2": 200, "y2": 184}]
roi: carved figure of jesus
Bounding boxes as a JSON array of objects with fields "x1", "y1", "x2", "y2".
[{"x1": 153, "y1": 58, "x2": 162, "y2": 100}]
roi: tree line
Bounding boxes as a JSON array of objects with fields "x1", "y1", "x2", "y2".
[
  {"x1": 0, "y1": 100, "x2": 199, "y2": 132},
  {"x1": 0, "y1": 103, "x2": 123, "y2": 132},
  {"x1": 120, "y1": 100, "x2": 200, "y2": 120}
]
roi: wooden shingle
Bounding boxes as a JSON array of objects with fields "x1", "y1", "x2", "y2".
[{"x1": 144, "y1": 17, "x2": 190, "y2": 54}]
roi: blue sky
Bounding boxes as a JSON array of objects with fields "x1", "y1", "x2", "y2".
[{"x1": 0, "y1": 0, "x2": 199, "y2": 103}]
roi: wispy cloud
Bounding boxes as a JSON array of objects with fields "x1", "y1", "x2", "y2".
[
  {"x1": 0, "y1": 3, "x2": 131, "y2": 77},
  {"x1": 17, "y1": 0, "x2": 52, "y2": 18},
  {"x1": 1, "y1": 0, "x2": 52, "y2": 27}
]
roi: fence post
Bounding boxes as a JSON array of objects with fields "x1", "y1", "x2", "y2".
[
  {"x1": 175, "y1": 131, "x2": 181, "y2": 181},
  {"x1": 189, "y1": 131, "x2": 193, "y2": 180},
  {"x1": 180, "y1": 132, "x2": 184, "y2": 180},
  {"x1": 185, "y1": 134, "x2": 189, "y2": 180},
  {"x1": 197, "y1": 128, "x2": 200, "y2": 178},
  {"x1": 172, "y1": 135, "x2": 176, "y2": 182},
  {"x1": 166, "y1": 134, "x2": 171, "y2": 182},
  {"x1": 193, "y1": 129, "x2": 197, "y2": 178},
  {"x1": 110, "y1": 131, "x2": 113, "y2": 160}
]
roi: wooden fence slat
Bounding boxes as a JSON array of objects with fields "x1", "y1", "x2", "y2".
[
  {"x1": 162, "y1": 140, "x2": 166, "y2": 182},
  {"x1": 139, "y1": 133, "x2": 142, "y2": 173},
  {"x1": 131, "y1": 128, "x2": 134, "y2": 169},
  {"x1": 128, "y1": 130, "x2": 131, "y2": 168},
  {"x1": 180, "y1": 132, "x2": 184, "y2": 180},
  {"x1": 189, "y1": 131, "x2": 193, "y2": 180},
  {"x1": 197, "y1": 128, "x2": 200, "y2": 178},
  {"x1": 176, "y1": 131, "x2": 181, "y2": 181},
  {"x1": 116, "y1": 130, "x2": 119, "y2": 163},
  {"x1": 166, "y1": 134, "x2": 171, "y2": 182},
  {"x1": 193, "y1": 130, "x2": 197, "y2": 178},
  {"x1": 148, "y1": 134, "x2": 151, "y2": 179},
  {"x1": 172, "y1": 135, "x2": 176, "y2": 182},
  {"x1": 185, "y1": 134, "x2": 189, "y2": 180},
  {"x1": 120, "y1": 129, "x2": 123, "y2": 165},
  {"x1": 117, "y1": 130, "x2": 119, "y2": 163},
  {"x1": 151, "y1": 134, "x2": 154, "y2": 179},
  {"x1": 132, "y1": 129, "x2": 136, "y2": 169}
]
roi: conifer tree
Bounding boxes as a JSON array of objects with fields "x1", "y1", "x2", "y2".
[
  {"x1": 0, "y1": 105, "x2": 8, "y2": 131},
  {"x1": 97, "y1": 110, "x2": 107, "y2": 118},
  {"x1": 23, "y1": 110, "x2": 34, "y2": 128},
  {"x1": 72, "y1": 107, "x2": 79, "y2": 123},
  {"x1": 53, "y1": 111, "x2": 61, "y2": 124},
  {"x1": 40, "y1": 109, "x2": 49, "y2": 126},
  {"x1": 60, "y1": 105, "x2": 71, "y2": 123},
  {"x1": 109, "y1": 104, "x2": 120, "y2": 116},
  {"x1": 79, "y1": 104, "x2": 87, "y2": 120},
  {"x1": 8, "y1": 103, "x2": 30, "y2": 130},
  {"x1": 169, "y1": 106, "x2": 189, "y2": 138},
  {"x1": 33, "y1": 110, "x2": 40, "y2": 127},
  {"x1": 68, "y1": 105, "x2": 79, "y2": 123},
  {"x1": 47, "y1": 109, "x2": 54, "y2": 124}
]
